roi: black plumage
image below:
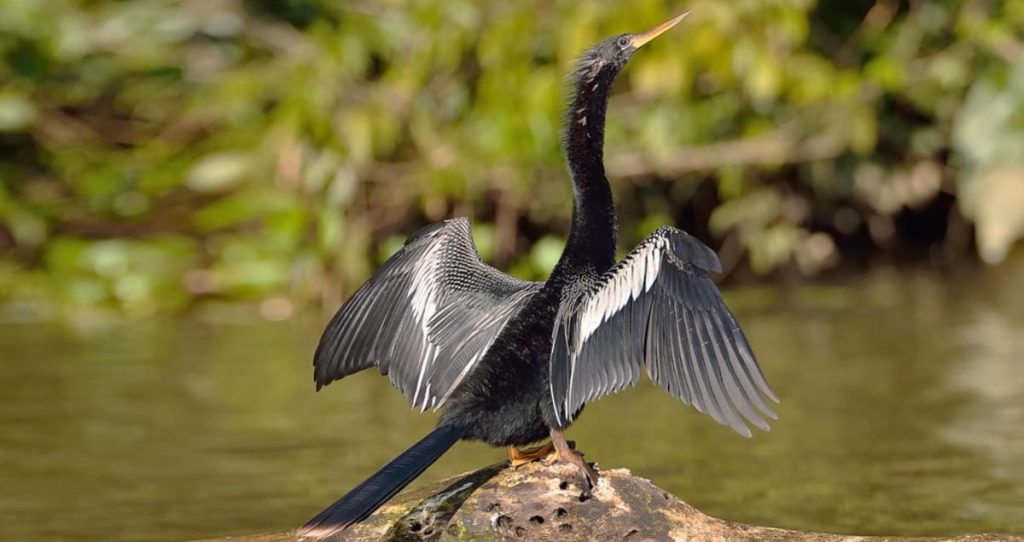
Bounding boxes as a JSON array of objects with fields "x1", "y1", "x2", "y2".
[{"x1": 301, "y1": 12, "x2": 777, "y2": 537}]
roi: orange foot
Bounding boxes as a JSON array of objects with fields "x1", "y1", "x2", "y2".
[{"x1": 507, "y1": 441, "x2": 556, "y2": 468}]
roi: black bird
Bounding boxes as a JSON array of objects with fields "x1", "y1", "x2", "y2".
[{"x1": 301, "y1": 12, "x2": 777, "y2": 536}]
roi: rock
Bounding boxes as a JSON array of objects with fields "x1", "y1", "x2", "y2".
[{"x1": 201, "y1": 462, "x2": 1021, "y2": 542}]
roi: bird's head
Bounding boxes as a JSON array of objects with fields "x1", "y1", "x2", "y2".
[{"x1": 572, "y1": 12, "x2": 690, "y2": 84}]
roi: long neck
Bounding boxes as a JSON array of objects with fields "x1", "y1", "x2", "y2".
[{"x1": 555, "y1": 64, "x2": 621, "y2": 278}]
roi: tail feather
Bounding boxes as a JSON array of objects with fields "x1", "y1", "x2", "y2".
[{"x1": 299, "y1": 424, "x2": 464, "y2": 538}]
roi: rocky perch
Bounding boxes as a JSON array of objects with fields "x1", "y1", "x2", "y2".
[{"x1": 207, "y1": 461, "x2": 1020, "y2": 542}]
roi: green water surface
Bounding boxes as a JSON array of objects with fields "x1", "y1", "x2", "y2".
[{"x1": 1, "y1": 264, "x2": 1023, "y2": 540}]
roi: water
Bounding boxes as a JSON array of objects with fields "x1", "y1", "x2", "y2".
[{"x1": 2, "y1": 262, "x2": 1023, "y2": 541}]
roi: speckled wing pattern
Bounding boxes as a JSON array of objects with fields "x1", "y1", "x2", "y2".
[
  {"x1": 549, "y1": 227, "x2": 778, "y2": 435},
  {"x1": 314, "y1": 218, "x2": 541, "y2": 411}
]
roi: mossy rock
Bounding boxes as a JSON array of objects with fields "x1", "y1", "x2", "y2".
[{"x1": 203, "y1": 461, "x2": 1021, "y2": 542}]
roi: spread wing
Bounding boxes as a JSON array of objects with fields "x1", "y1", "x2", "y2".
[
  {"x1": 314, "y1": 217, "x2": 541, "y2": 411},
  {"x1": 549, "y1": 226, "x2": 778, "y2": 436}
]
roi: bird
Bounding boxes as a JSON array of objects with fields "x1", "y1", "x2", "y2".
[{"x1": 300, "y1": 11, "x2": 777, "y2": 537}]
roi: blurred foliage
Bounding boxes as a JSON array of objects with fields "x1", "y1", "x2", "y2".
[{"x1": 0, "y1": 0, "x2": 1022, "y2": 318}]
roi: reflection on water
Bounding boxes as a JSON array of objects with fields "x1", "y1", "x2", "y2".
[{"x1": 1, "y1": 262, "x2": 1023, "y2": 541}]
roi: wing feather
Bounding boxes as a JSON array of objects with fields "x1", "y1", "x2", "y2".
[
  {"x1": 683, "y1": 306, "x2": 726, "y2": 424},
  {"x1": 549, "y1": 226, "x2": 777, "y2": 435},
  {"x1": 691, "y1": 308, "x2": 748, "y2": 435},
  {"x1": 314, "y1": 218, "x2": 541, "y2": 410},
  {"x1": 709, "y1": 311, "x2": 774, "y2": 422}
]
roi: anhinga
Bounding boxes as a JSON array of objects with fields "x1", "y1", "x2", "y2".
[{"x1": 301, "y1": 12, "x2": 777, "y2": 536}]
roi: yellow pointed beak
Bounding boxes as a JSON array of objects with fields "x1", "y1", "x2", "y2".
[{"x1": 630, "y1": 11, "x2": 691, "y2": 48}]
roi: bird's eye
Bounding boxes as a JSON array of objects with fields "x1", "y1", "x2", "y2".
[{"x1": 617, "y1": 36, "x2": 630, "y2": 48}]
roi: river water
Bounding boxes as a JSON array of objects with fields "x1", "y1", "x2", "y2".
[{"x1": 1, "y1": 261, "x2": 1023, "y2": 540}]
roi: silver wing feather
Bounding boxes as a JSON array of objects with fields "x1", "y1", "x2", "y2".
[
  {"x1": 549, "y1": 226, "x2": 778, "y2": 435},
  {"x1": 314, "y1": 217, "x2": 541, "y2": 411}
]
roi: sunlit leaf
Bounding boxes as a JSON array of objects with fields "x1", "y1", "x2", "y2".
[
  {"x1": 0, "y1": 94, "x2": 36, "y2": 131},
  {"x1": 187, "y1": 152, "x2": 251, "y2": 192}
]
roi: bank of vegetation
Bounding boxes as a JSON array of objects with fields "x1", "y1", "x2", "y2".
[{"x1": 0, "y1": 1, "x2": 1021, "y2": 317}]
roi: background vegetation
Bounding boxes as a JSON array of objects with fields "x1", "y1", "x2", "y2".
[{"x1": 1, "y1": 0, "x2": 1022, "y2": 319}]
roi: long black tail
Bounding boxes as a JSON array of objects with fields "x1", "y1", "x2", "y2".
[{"x1": 298, "y1": 424, "x2": 464, "y2": 538}]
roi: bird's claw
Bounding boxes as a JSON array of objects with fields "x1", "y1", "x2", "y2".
[
  {"x1": 555, "y1": 446, "x2": 599, "y2": 488},
  {"x1": 574, "y1": 455, "x2": 600, "y2": 488},
  {"x1": 548, "y1": 430, "x2": 599, "y2": 489}
]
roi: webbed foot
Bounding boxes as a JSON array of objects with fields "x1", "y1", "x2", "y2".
[
  {"x1": 507, "y1": 441, "x2": 556, "y2": 468},
  {"x1": 550, "y1": 429, "x2": 599, "y2": 488}
]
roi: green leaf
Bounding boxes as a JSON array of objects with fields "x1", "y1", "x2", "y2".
[
  {"x1": 187, "y1": 152, "x2": 251, "y2": 192},
  {"x1": 0, "y1": 94, "x2": 36, "y2": 131}
]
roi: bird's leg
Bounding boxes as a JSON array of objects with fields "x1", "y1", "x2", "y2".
[
  {"x1": 507, "y1": 442, "x2": 556, "y2": 467},
  {"x1": 549, "y1": 429, "x2": 599, "y2": 488}
]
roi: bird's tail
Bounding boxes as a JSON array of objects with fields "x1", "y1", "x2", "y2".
[{"x1": 298, "y1": 424, "x2": 465, "y2": 538}]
